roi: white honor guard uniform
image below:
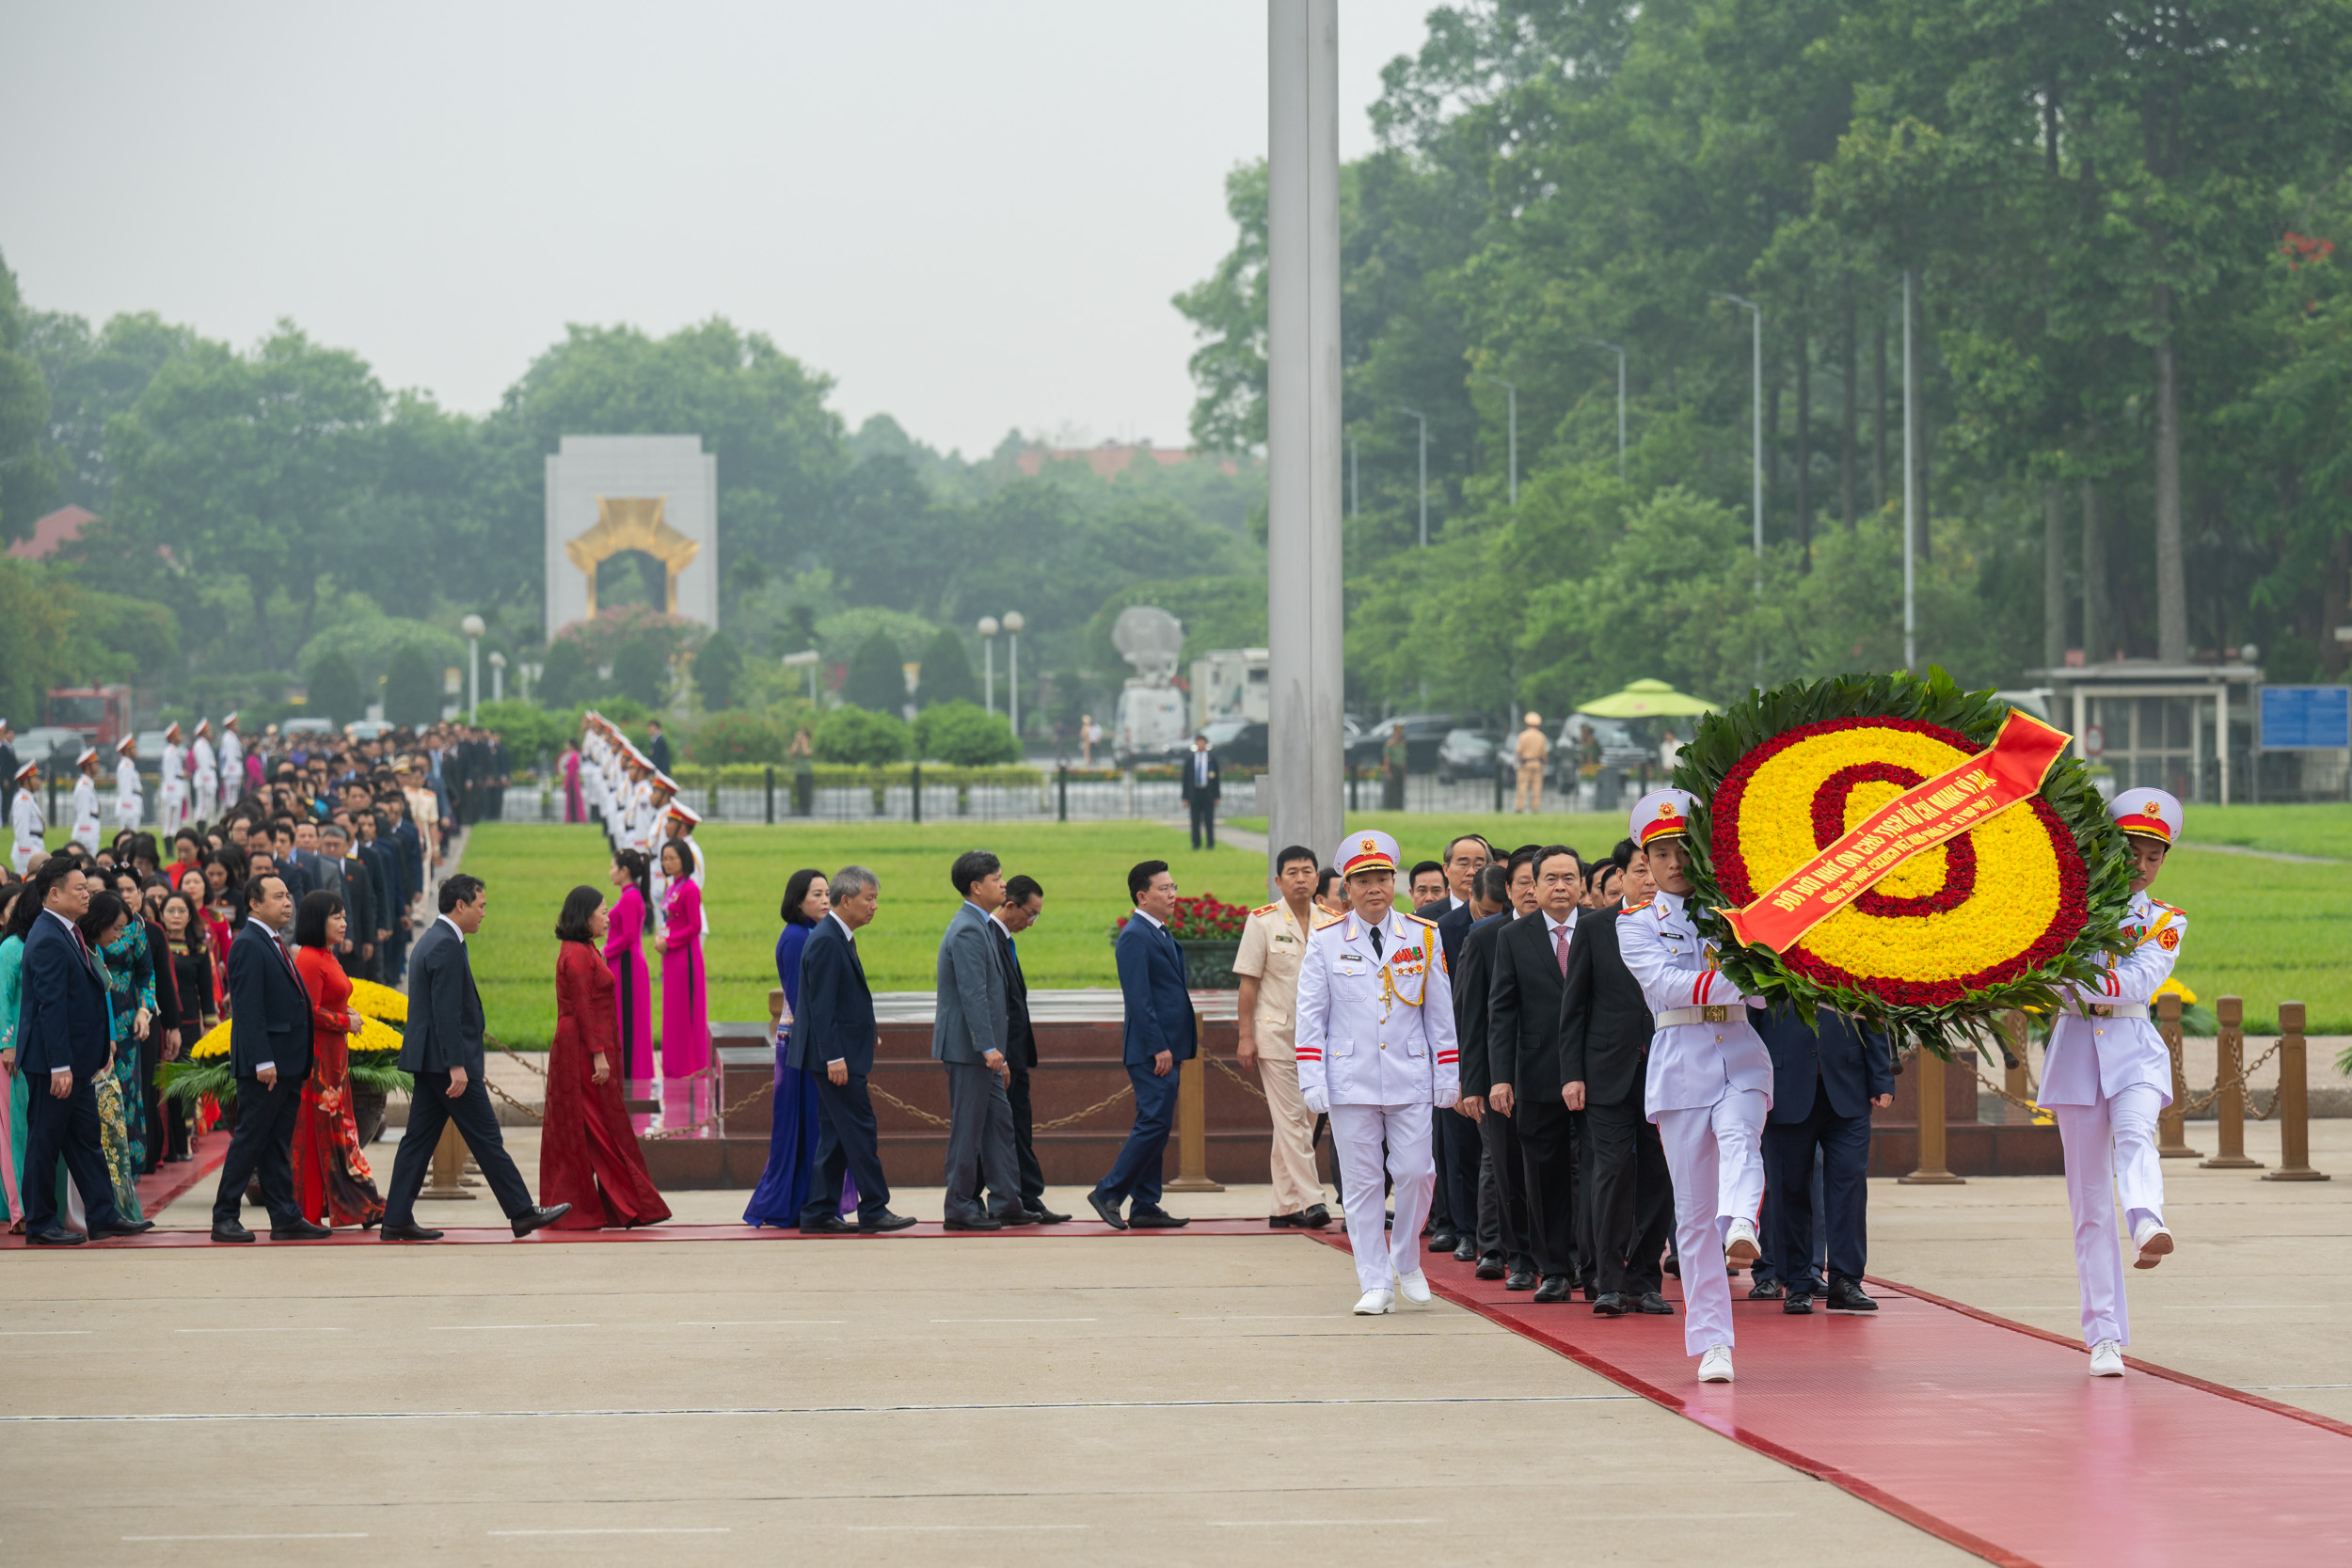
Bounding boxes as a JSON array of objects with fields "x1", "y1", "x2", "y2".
[
  {"x1": 2038, "y1": 787, "x2": 2186, "y2": 1372},
  {"x1": 218, "y1": 713, "x2": 245, "y2": 805},
  {"x1": 190, "y1": 721, "x2": 218, "y2": 825},
  {"x1": 113, "y1": 736, "x2": 143, "y2": 834},
  {"x1": 158, "y1": 722, "x2": 186, "y2": 836},
  {"x1": 1614, "y1": 789, "x2": 1773, "y2": 1373},
  {"x1": 8, "y1": 761, "x2": 42, "y2": 874},
  {"x1": 1295, "y1": 831, "x2": 1459, "y2": 1313},
  {"x1": 70, "y1": 750, "x2": 103, "y2": 853}
]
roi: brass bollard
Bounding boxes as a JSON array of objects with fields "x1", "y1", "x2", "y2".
[
  {"x1": 2264, "y1": 1002, "x2": 2330, "y2": 1182},
  {"x1": 2201, "y1": 996, "x2": 2261, "y2": 1169},
  {"x1": 2000, "y1": 1010, "x2": 2032, "y2": 1117},
  {"x1": 1166, "y1": 1009, "x2": 1226, "y2": 1194},
  {"x1": 1899, "y1": 1047, "x2": 1964, "y2": 1184},
  {"x1": 420, "y1": 1119, "x2": 475, "y2": 1200},
  {"x1": 2156, "y1": 992, "x2": 2203, "y2": 1158}
]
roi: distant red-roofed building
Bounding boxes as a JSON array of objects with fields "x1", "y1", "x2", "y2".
[
  {"x1": 9, "y1": 504, "x2": 97, "y2": 562},
  {"x1": 1013, "y1": 440, "x2": 1247, "y2": 481}
]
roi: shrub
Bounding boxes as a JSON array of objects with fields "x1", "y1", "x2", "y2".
[
  {"x1": 612, "y1": 635, "x2": 667, "y2": 706},
  {"x1": 842, "y1": 628, "x2": 907, "y2": 714},
  {"x1": 383, "y1": 644, "x2": 441, "y2": 726},
  {"x1": 474, "y1": 700, "x2": 566, "y2": 764},
  {"x1": 692, "y1": 708, "x2": 787, "y2": 765},
  {"x1": 914, "y1": 626, "x2": 978, "y2": 709},
  {"x1": 911, "y1": 700, "x2": 1020, "y2": 765},
  {"x1": 813, "y1": 705, "x2": 908, "y2": 767},
  {"x1": 695, "y1": 630, "x2": 744, "y2": 712},
  {"x1": 538, "y1": 639, "x2": 589, "y2": 708},
  {"x1": 305, "y1": 649, "x2": 363, "y2": 727}
]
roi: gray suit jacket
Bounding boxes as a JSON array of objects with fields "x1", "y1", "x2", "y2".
[{"x1": 930, "y1": 900, "x2": 1007, "y2": 1066}]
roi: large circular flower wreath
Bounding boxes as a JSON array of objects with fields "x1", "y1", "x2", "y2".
[{"x1": 1674, "y1": 670, "x2": 2135, "y2": 1056}]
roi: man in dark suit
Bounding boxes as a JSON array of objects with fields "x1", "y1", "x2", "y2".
[
  {"x1": 1435, "y1": 863, "x2": 1509, "y2": 1269},
  {"x1": 1561, "y1": 840, "x2": 1675, "y2": 1316},
  {"x1": 1089, "y1": 860, "x2": 1196, "y2": 1228},
  {"x1": 789, "y1": 864, "x2": 914, "y2": 1233},
  {"x1": 208, "y1": 872, "x2": 329, "y2": 1242},
  {"x1": 1414, "y1": 833, "x2": 1491, "y2": 1259},
  {"x1": 377, "y1": 874, "x2": 567, "y2": 1241},
  {"x1": 1463, "y1": 855, "x2": 1536, "y2": 1283},
  {"x1": 1179, "y1": 734, "x2": 1221, "y2": 850},
  {"x1": 1488, "y1": 845, "x2": 1587, "y2": 1302},
  {"x1": 933, "y1": 850, "x2": 1025, "y2": 1231},
  {"x1": 644, "y1": 720, "x2": 674, "y2": 777},
  {"x1": 14, "y1": 859, "x2": 145, "y2": 1243},
  {"x1": 321, "y1": 821, "x2": 375, "y2": 982},
  {"x1": 1756, "y1": 1005, "x2": 1896, "y2": 1314},
  {"x1": 988, "y1": 874, "x2": 1066, "y2": 1222}
]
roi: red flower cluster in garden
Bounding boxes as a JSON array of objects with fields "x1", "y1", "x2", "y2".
[{"x1": 1112, "y1": 895, "x2": 1252, "y2": 941}]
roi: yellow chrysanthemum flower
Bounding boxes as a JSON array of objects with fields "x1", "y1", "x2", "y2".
[{"x1": 348, "y1": 977, "x2": 408, "y2": 1024}]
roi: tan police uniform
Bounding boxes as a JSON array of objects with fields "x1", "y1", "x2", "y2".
[
  {"x1": 1232, "y1": 896, "x2": 1324, "y2": 1218},
  {"x1": 1515, "y1": 713, "x2": 1549, "y2": 813}
]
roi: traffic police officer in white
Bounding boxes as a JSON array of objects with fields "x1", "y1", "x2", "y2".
[
  {"x1": 2039, "y1": 787, "x2": 2186, "y2": 1377},
  {"x1": 8, "y1": 758, "x2": 42, "y2": 874},
  {"x1": 1616, "y1": 788, "x2": 1773, "y2": 1385},
  {"x1": 70, "y1": 747, "x2": 103, "y2": 853},
  {"x1": 190, "y1": 719, "x2": 218, "y2": 826},
  {"x1": 112, "y1": 733, "x2": 143, "y2": 835},
  {"x1": 1295, "y1": 831, "x2": 1459, "y2": 1316},
  {"x1": 158, "y1": 721, "x2": 187, "y2": 836}
]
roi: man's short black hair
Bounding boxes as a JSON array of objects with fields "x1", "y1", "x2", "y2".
[
  {"x1": 1408, "y1": 859, "x2": 1445, "y2": 886},
  {"x1": 951, "y1": 849, "x2": 1002, "y2": 896},
  {"x1": 439, "y1": 873, "x2": 485, "y2": 914},
  {"x1": 1316, "y1": 867, "x2": 1343, "y2": 899},
  {"x1": 29, "y1": 854, "x2": 83, "y2": 908},
  {"x1": 247, "y1": 871, "x2": 288, "y2": 906},
  {"x1": 1612, "y1": 836, "x2": 1637, "y2": 872},
  {"x1": 1535, "y1": 845, "x2": 1584, "y2": 879},
  {"x1": 1005, "y1": 873, "x2": 1043, "y2": 907},
  {"x1": 1474, "y1": 864, "x2": 1511, "y2": 905},
  {"x1": 1274, "y1": 844, "x2": 1318, "y2": 874},
  {"x1": 1128, "y1": 860, "x2": 1170, "y2": 904},
  {"x1": 1506, "y1": 846, "x2": 1543, "y2": 878}
]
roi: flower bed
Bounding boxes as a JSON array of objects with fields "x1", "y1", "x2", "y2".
[{"x1": 162, "y1": 971, "x2": 414, "y2": 1110}]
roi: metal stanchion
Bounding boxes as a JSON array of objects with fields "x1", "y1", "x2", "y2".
[
  {"x1": 1899, "y1": 1047, "x2": 1963, "y2": 1184},
  {"x1": 2157, "y1": 991, "x2": 2201, "y2": 1158},
  {"x1": 2000, "y1": 1009, "x2": 2031, "y2": 1112},
  {"x1": 2264, "y1": 1002, "x2": 2330, "y2": 1182},
  {"x1": 1166, "y1": 1010, "x2": 1225, "y2": 1194},
  {"x1": 765, "y1": 765, "x2": 775, "y2": 824},
  {"x1": 1057, "y1": 764, "x2": 1068, "y2": 822},
  {"x1": 2201, "y1": 995, "x2": 2261, "y2": 1169},
  {"x1": 420, "y1": 1120, "x2": 475, "y2": 1200},
  {"x1": 910, "y1": 762, "x2": 922, "y2": 824}
]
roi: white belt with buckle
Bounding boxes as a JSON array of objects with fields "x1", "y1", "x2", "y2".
[
  {"x1": 2079, "y1": 1003, "x2": 2152, "y2": 1021},
  {"x1": 1655, "y1": 1005, "x2": 1732, "y2": 1027}
]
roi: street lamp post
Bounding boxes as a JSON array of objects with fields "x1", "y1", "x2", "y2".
[
  {"x1": 977, "y1": 616, "x2": 999, "y2": 715},
  {"x1": 1480, "y1": 375, "x2": 1518, "y2": 507},
  {"x1": 461, "y1": 613, "x2": 485, "y2": 721},
  {"x1": 1589, "y1": 341, "x2": 1627, "y2": 481},
  {"x1": 1397, "y1": 406, "x2": 1429, "y2": 546},
  {"x1": 1003, "y1": 611, "x2": 1025, "y2": 739},
  {"x1": 519, "y1": 661, "x2": 542, "y2": 704},
  {"x1": 488, "y1": 650, "x2": 506, "y2": 705}
]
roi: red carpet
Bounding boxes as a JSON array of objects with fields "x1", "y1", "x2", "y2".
[
  {"x1": 1370, "y1": 1238, "x2": 2352, "y2": 1567},
  {"x1": 0, "y1": 1214, "x2": 1291, "y2": 1248}
]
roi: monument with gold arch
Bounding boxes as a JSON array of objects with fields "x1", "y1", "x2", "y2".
[{"x1": 543, "y1": 435, "x2": 718, "y2": 631}]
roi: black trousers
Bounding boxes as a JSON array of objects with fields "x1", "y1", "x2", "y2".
[
  {"x1": 994, "y1": 1062, "x2": 1046, "y2": 1209},
  {"x1": 1586, "y1": 1096, "x2": 1674, "y2": 1296},
  {"x1": 1763, "y1": 1090, "x2": 1872, "y2": 1286},
  {"x1": 802, "y1": 1071, "x2": 892, "y2": 1223},
  {"x1": 1188, "y1": 796, "x2": 1216, "y2": 849},
  {"x1": 135, "y1": 1030, "x2": 164, "y2": 1176},
  {"x1": 1477, "y1": 1101, "x2": 1534, "y2": 1271},
  {"x1": 381, "y1": 1069, "x2": 534, "y2": 1225},
  {"x1": 213, "y1": 1071, "x2": 310, "y2": 1226},
  {"x1": 1515, "y1": 1092, "x2": 1581, "y2": 1282},
  {"x1": 1432, "y1": 1104, "x2": 1480, "y2": 1237},
  {"x1": 22, "y1": 1076, "x2": 123, "y2": 1234}
]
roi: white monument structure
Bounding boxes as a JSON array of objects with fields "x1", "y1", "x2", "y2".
[{"x1": 544, "y1": 436, "x2": 719, "y2": 633}]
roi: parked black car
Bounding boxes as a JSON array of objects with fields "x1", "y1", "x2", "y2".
[
  {"x1": 1345, "y1": 713, "x2": 1458, "y2": 773},
  {"x1": 1198, "y1": 717, "x2": 1269, "y2": 772},
  {"x1": 1435, "y1": 728, "x2": 1498, "y2": 783}
]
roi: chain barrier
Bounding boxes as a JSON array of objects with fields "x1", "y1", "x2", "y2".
[
  {"x1": 642, "y1": 1078, "x2": 775, "y2": 1141},
  {"x1": 1211, "y1": 1053, "x2": 1270, "y2": 1105},
  {"x1": 868, "y1": 1083, "x2": 952, "y2": 1130},
  {"x1": 2166, "y1": 1033, "x2": 2285, "y2": 1117}
]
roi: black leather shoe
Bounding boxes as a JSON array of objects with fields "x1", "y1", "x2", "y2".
[
  {"x1": 1453, "y1": 1237, "x2": 1478, "y2": 1262},
  {"x1": 1302, "y1": 1203, "x2": 1332, "y2": 1228},
  {"x1": 1129, "y1": 1209, "x2": 1189, "y2": 1229},
  {"x1": 270, "y1": 1219, "x2": 333, "y2": 1241},
  {"x1": 1533, "y1": 1275, "x2": 1572, "y2": 1304},
  {"x1": 511, "y1": 1204, "x2": 571, "y2": 1238},
  {"x1": 1784, "y1": 1290, "x2": 1816, "y2": 1315},
  {"x1": 1581, "y1": 1281, "x2": 1601, "y2": 1302},
  {"x1": 1662, "y1": 1253, "x2": 1680, "y2": 1278},
  {"x1": 1005, "y1": 1210, "x2": 1043, "y2": 1227},
  {"x1": 210, "y1": 1221, "x2": 254, "y2": 1243},
  {"x1": 1747, "y1": 1277, "x2": 1785, "y2": 1300},
  {"x1": 1826, "y1": 1277, "x2": 1880, "y2": 1313},
  {"x1": 1634, "y1": 1291, "x2": 1674, "y2": 1315},
  {"x1": 1030, "y1": 1206, "x2": 1071, "y2": 1225},
  {"x1": 92, "y1": 1219, "x2": 156, "y2": 1238},
  {"x1": 1474, "y1": 1253, "x2": 1506, "y2": 1280},
  {"x1": 797, "y1": 1214, "x2": 853, "y2": 1234},
  {"x1": 27, "y1": 1227, "x2": 87, "y2": 1246},
  {"x1": 857, "y1": 1210, "x2": 918, "y2": 1233},
  {"x1": 1427, "y1": 1227, "x2": 1459, "y2": 1253},
  {"x1": 378, "y1": 1222, "x2": 444, "y2": 1242},
  {"x1": 1267, "y1": 1210, "x2": 1303, "y2": 1227},
  {"x1": 1087, "y1": 1191, "x2": 1128, "y2": 1230},
  {"x1": 1504, "y1": 1267, "x2": 1538, "y2": 1291},
  {"x1": 1593, "y1": 1291, "x2": 1628, "y2": 1317},
  {"x1": 943, "y1": 1215, "x2": 1003, "y2": 1231}
]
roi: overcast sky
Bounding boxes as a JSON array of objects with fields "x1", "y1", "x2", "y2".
[{"x1": 1, "y1": 2, "x2": 1437, "y2": 456}]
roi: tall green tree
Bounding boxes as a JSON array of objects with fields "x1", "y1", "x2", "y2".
[
  {"x1": 842, "y1": 627, "x2": 907, "y2": 714},
  {"x1": 305, "y1": 648, "x2": 364, "y2": 724},
  {"x1": 914, "y1": 626, "x2": 977, "y2": 709}
]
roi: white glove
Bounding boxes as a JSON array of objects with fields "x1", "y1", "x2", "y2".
[
  {"x1": 1303, "y1": 1085, "x2": 1329, "y2": 1116},
  {"x1": 1435, "y1": 1087, "x2": 1460, "y2": 1110}
]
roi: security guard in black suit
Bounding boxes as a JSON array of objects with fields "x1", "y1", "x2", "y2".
[{"x1": 1754, "y1": 1004, "x2": 1896, "y2": 1313}]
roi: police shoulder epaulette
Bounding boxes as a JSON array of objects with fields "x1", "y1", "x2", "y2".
[
  {"x1": 1311, "y1": 908, "x2": 1346, "y2": 931},
  {"x1": 1618, "y1": 899, "x2": 1653, "y2": 915},
  {"x1": 2151, "y1": 899, "x2": 2184, "y2": 916},
  {"x1": 1250, "y1": 901, "x2": 1282, "y2": 918},
  {"x1": 1403, "y1": 911, "x2": 1438, "y2": 928}
]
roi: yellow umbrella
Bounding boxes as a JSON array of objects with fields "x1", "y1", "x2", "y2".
[{"x1": 1576, "y1": 678, "x2": 1718, "y2": 720}]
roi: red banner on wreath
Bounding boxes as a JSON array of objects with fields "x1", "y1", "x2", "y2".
[{"x1": 1721, "y1": 709, "x2": 2074, "y2": 953}]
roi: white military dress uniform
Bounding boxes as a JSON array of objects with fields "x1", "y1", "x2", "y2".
[
  {"x1": 8, "y1": 762, "x2": 42, "y2": 874},
  {"x1": 158, "y1": 723, "x2": 187, "y2": 836},
  {"x1": 217, "y1": 715, "x2": 244, "y2": 805},
  {"x1": 190, "y1": 722, "x2": 218, "y2": 825},
  {"x1": 70, "y1": 752, "x2": 103, "y2": 853},
  {"x1": 113, "y1": 738, "x2": 143, "y2": 835},
  {"x1": 2038, "y1": 787, "x2": 2186, "y2": 1370},
  {"x1": 1295, "y1": 832, "x2": 1459, "y2": 1311},
  {"x1": 1614, "y1": 789, "x2": 1773, "y2": 1371}
]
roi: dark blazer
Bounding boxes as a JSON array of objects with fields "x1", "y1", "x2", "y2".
[
  {"x1": 397, "y1": 918, "x2": 485, "y2": 1077},
  {"x1": 1115, "y1": 914, "x2": 1197, "y2": 1067},
  {"x1": 645, "y1": 733, "x2": 674, "y2": 774},
  {"x1": 1414, "y1": 896, "x2": 1476, "y2": 974},
  {"x1": 337, "y1": 853, "x2": 375, "y2": 954},
  {"x1": 1453, "y1": 911, "x2": 1509, "y2": 1098},
  {"x1": 1758, "y1": 1005, "x2": 1897, "y2": 1123},
  {"x1": 1487, "y1": 910, "x2": 1576, "y2": 1099},
  {"x1": 226, "y1": 919, "x2": 313, "y2": 1079},
  {"x1": 1558, "y1": 907, "x2": 1653, "y2": 1108},
  {"x1": 994, "y1": 921, "x2": 1036, "y2": 1069},
  {"x1": 13, "y1": 911, "x2": 112, "y2": 1078},
  {"x1": 1178, "y1": 747, "x2": 1221, "y2": 804},
  {"x1": 791, "y1": 915, "x2": 876, "y2": 1075}
]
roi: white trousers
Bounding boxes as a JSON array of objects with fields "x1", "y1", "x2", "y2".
[
  {"x1": 1329, "y1": 1101, "x2": 1435, "y2": 1294},
  {"x1": 193, "y1": 777, "x2": 216, "y2": 825},
  {"x1": 2053, "y1": 1082, "x2": 2165, "y2": 1347},
  {"x1": 1257, "y1": 1057, "x2": 1326, "y2": 1214},
  {"x1": 115, "y1": 795, "x2": 141, "y2": 833},
  {"x1": 9, "y1": 839, "x2": 35, "y2": 876},
  {"x1": 1656, "y1": 1087, "x2": 1768, "y2": 1356},
  {"x1": 160, "y1": 780, "x2": 186, "y2": 837}
]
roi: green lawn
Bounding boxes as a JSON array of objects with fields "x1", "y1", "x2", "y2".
[
  {"x1": 458, "y1": 822, "x2": 1276, "y2": 1046},
  {"x1": 2180, "y1": 802, "x2": 2352, "y2": 862},
  {"x1": 1226, "y1": 811, "x2": 1631, "y2": 864}
]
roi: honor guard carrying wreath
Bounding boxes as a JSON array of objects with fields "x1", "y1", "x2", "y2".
[
  {"x1": 2039, "y1": 787, "x2": 2186, "y2": 1378},
  {"x1": 1615, "y1": 788, "x2": 1773, "y2": 1384},
  {"x1": 1294, "y1": 830, "x2": 1459, "y2": 1316}
]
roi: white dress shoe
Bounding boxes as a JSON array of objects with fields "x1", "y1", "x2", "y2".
[
  {"x1": 1352, "y1": 1289, "x2": 1395, "y2": 1316},
  {"x1": 1723, "y1": 1217, "x2": 1760, "y2": 1267},
  {"x1": 2088, "y1": 1339, "x2": 2125, "y2": 1377},
  {"x1": 2131, "y1": 1217, "x2": 2173, "y2": 1270},
  {"x1": 1697, "y1": 1344, "x2": 1735, "y2": 1384},
  {"x1": 1397, "y1": 1270, "x2": 1432, "y2": 1305}
]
